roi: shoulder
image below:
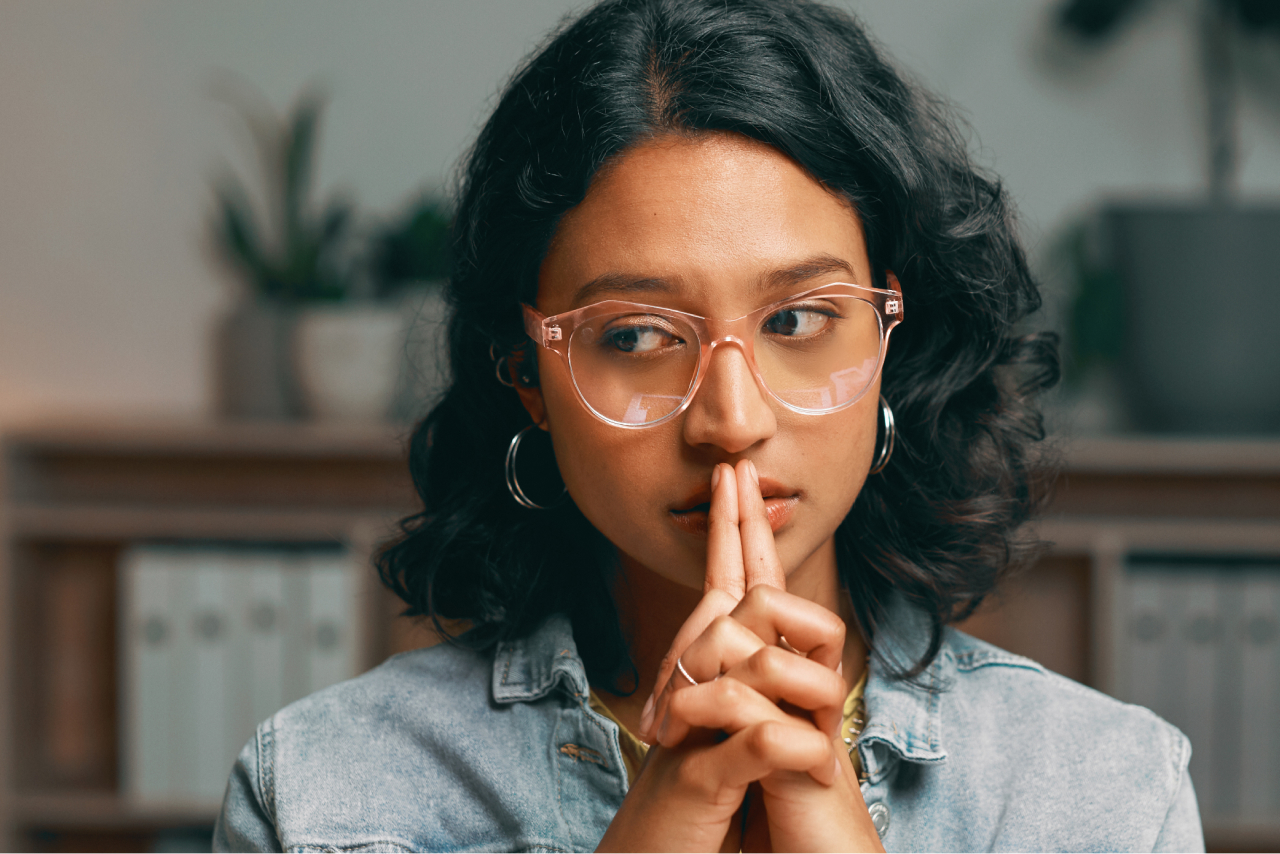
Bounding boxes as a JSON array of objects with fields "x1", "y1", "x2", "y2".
[
  {"x1": 860, "y1": 626, "x2": 1200, "y2": 852},
  {"x1": 216, "y1": 642, "x2": 497, "y2": 852},
  {"x1": 216, "y1": 621, "x2": 603, "y2": 854},
  {"x1": 273, "y1": 637, "x2": 493, "y2": 733},
  {"x1": 941, "y1": 627, "x2": 1190, "y2": 779},
  {"x1": 233, "y1": 641, "x2": 546, "y2": 852},
  {"x1": 917, "y1": 629, "x2": 1196, "y2": 850},
  {"x1": 264, "y1": 638, "x2": 514, "y2": 785}
]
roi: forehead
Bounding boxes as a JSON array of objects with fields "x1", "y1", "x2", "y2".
[{"x1": 536, "y1": 132, "x2": 872, "y2": 315}]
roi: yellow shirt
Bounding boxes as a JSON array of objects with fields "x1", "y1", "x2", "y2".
[{"x1": 588, "y1": 667, "x2": 869, "y2": 786}]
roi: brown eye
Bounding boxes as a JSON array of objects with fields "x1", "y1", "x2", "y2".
[
  {"x1": 765, "y1": 307, "x2": 830, "y2": 337},
  {"x1": 602, "y1": 323, "x2": 681, "y2": 353}
]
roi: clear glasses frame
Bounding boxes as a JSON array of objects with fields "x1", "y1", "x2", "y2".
[{"x1": 522, "y1": 282, "x2": 904, "y2": 429}]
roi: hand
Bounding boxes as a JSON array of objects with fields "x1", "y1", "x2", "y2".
[
  {"x1": 597, "y1": 461, "x2": 883, "y2": 852},
  {"x1": 653, "y1": 584, "x2": 868, "y2": 851},
  {"x1": 598, "y1": 459, "x2": 814, "y2": 851}
]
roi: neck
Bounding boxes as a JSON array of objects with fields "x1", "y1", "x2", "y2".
[{"x1": 593, "y1": 537, "x2": 868, "y2": 735}]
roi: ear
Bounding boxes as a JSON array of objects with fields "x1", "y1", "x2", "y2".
[{"x1": 509, "y1": 350, "x2": 549, "y2": 430}]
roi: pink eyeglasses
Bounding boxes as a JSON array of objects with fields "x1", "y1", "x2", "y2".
[{"x1": 522, "y1": 282, "x2": 903, "y2": 428}]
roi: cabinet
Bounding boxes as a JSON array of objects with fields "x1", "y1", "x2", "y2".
[{"x1": 2, "y1": 424, "x2": 1277, "y2": 851}]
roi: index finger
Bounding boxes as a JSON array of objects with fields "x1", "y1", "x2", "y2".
[
  {"x1": 737, "y1": 459, "x2": 786, "y2": 591},
  {"x1": 641, "y1": 464, "x2": 744, "y2": 741},
  {"x1": 705, "y1": 462, "x2": 745, "y2": 598}
]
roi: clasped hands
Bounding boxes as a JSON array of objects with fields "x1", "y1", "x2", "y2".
[{"x1": 597, "y1": 460, "x2": 883, "y2": 853}]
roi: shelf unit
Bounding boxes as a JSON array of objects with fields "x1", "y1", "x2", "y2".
[
  {"x1": 2, "y1": 424, "x2": 1278, "y2": 851},
  {"x1": 0, "y1": 421, "x2": 433, "y2": 852}
]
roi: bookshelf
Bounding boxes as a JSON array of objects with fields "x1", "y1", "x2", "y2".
[
  {"x1": 1, "y1": 424, "x2": 1278, "y2": 851},
  {"x1": 0, "y1": 421, "x2": 431, "y2": 852}
]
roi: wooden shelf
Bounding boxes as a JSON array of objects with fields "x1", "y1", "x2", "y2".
[
  {"x1": 1039, "y1": 517, "x2": 1280, "y2": 556},
  {"x1": 1063, "y1": 436, "x2": 1280, "y2": 475},
  {"x1": 0, "y1": 418, "x2": 410, "y2": 460},
  {"x1": 8, "y1": 504, "x2": 401, "y2": 543},
  {"x1": 0, "y1": 421, "x2": 425, "y2": 851}
]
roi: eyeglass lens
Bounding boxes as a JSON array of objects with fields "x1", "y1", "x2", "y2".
[{"x1": 566, "y1": 296, "x2": 883, "y2": 425}]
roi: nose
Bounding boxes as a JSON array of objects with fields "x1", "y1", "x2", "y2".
[{"x1": 681, "y1": 339, "x2": 777, "y2": 454}]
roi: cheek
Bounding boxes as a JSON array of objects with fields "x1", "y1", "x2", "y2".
[
  {"x1": 781, "y1": 394, "x2": 880, "y2": 541},
  {"x1": 828, "y1": 394, "x2": 881, "y2": 506},
  {"x1": 538, "y1": 356, "x2": 670, "y2": 542}
]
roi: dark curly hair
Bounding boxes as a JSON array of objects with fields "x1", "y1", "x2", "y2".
[{"x1": 377, "y1": 0, "x2": 1060, "y2": 688}]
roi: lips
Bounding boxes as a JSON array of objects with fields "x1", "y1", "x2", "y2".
[{"x1": 669, "y1": 475, "x2": 800, "y2": 535}]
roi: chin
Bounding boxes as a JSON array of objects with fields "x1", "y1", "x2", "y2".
[{"x1": 649, "y1": 552, "x2": 707, "y2": 591}]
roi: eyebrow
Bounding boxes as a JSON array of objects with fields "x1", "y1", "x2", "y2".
[
  {"x1": 570, "y1": 254, "x2": 861, "y2": 307},
  {"x1": 758, "y1": 255, "x2": 860, "y2": 294},
  {"x1": 571, "y1": 273, "x2": 677, "y2": 307}
]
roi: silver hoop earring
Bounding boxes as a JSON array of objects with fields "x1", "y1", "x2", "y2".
[
  {"x1": 490, "y1": 345, "x2": 516, "y2": 388},
  {"x1": 869, "y1": 395, "x2": 895, "y2": 475},
  {"x1": 505, "y1": 426, "x2": 567, "y2": 510},
  {"x1": 494, "y1": 356, "x2": 515, "y2": 387}
]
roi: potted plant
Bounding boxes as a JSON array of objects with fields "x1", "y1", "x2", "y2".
[
  {"x1": 211, "y1": 86, "x2": 405, "y2": 421},
  {"x1": 1054, "y1": 0, "x2": 1280, "y2": 434}
]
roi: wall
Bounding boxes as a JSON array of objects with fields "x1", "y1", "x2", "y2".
[{"x1": 2, "y1": 0, "x2": 1278, "y2": 425}]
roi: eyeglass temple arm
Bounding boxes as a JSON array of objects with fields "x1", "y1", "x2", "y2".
[{"x1": 521, "y1": 304, "x2": 564, "y2": 349}]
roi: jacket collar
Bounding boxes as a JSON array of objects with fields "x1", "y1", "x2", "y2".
[
  {"x1": 857, "y1": 595, "x2": 951, "y2": 782},
  {"x1": 492, "y1": 613, "x2": 590, "y2": 704},
  {"x1": 492, "y1": 600, "x2": 953, "y2": 781}
]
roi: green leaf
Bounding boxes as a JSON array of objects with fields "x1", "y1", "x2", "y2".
[
  {"x1": 209, "y1": 81, "x2": 353, "y2": 303},
  {"x1": 283, "y1": 91, "x2": 324, "y2": 249},
  {"x1": 320, "y1": 197, "x2": 354, "y2": 244}
]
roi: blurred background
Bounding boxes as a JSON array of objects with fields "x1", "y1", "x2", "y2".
[{"x1": 0, "y1": 0, "x2": 1278, "y2": 851}]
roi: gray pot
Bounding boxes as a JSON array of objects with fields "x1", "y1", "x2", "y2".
[
  {"x1": 214, "y1": 299, "x2": 300, "y2": 419},
  {"x1": 1103, "y1": 203, "x2": 1280, "y2": 435}
]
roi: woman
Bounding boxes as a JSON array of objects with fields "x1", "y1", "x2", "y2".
[{"x1": 216, "y1": 1, "x2": 1202, "y2": 850}]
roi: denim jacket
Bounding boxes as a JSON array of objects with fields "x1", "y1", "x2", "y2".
[{"x1": 215, "y1": 606, "x2": 1203, "y2": 853}]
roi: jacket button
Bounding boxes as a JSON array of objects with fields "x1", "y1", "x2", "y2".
[{"x1": 868, "y1": 802, "x2": 890, "y2": 836}]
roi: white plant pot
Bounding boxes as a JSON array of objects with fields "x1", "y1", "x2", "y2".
[{"x1": 293, "y1": 304, "x2": 406, "y2": 421}]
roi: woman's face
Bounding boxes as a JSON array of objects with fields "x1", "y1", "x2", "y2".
[{"x1": 521, "y1": 132, "x2": 889, "y2": 596}]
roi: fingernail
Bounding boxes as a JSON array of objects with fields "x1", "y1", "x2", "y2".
[
  {"x1": 833, "y1": 755, "x2": 843, "y2": 779},
  {"x1": 747, "y1": 459, "x2": 759, "y2": 486},
  {"x1": 656, "y1": 712, "x2": 670, "y2": 744},
  {"x1": 711, "y1": 464, "x2": 721, "y2": 492},
  {"x1": 639, "y1": 693, "x2": 655, "y2": 735},
  {"x1": 837, "y1": 661, "x2": 844, "y2": 677}
]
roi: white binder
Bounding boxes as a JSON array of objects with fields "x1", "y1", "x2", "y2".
[
  {"x1": 1122, "y1": 568, "x2": 1167, "y2": 715},
  {"x1": 188, "y1": 552, "x2": 234, "y2": 806},
  {"x1": 120, "y1": 545, "x2": 361, "y2": 807},
  {"x1": 304, "y1": 550, "x2": 358, "y2": 696},
  {"x1": 241, "y1": 553, "x2": 287, "y2": 734},
  {"x1": 1240, "y1": 568, "x2": 1280, "y2": 820},
  {"x1": 120, "y1": 547, "x2": 183, "y2": 802},
  {"x1": 281, "y1": 552, "x2": 313, "y2": 707},
  {"x1": 1175, "y1": 570, "x2": 1222, "y2": 818}
]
